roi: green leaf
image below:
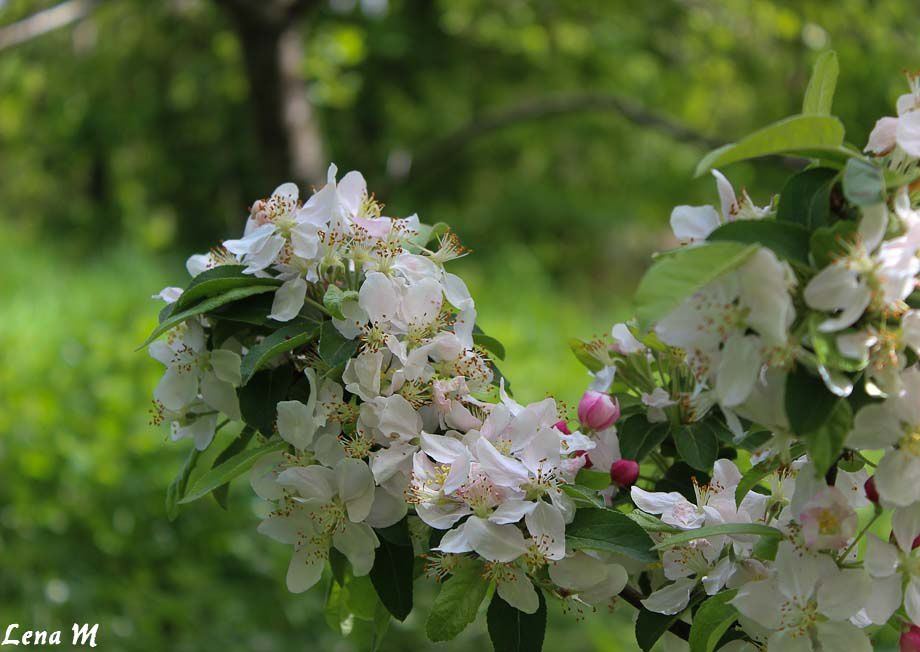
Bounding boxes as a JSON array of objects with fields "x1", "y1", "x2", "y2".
[
  {"x1": 239, "y1": 323, "x2": 320, "y2": 386},
  {"x1": 654, "y1": 523, "x2": 783, "y2": 550},
  {"x1": 473, "y1": 332, "x2": 506, "y2": 360},
  {"x1": 210, "y1": 426, "x2": 255, "y2": 509},
  {"x1": 237, "y1": 366, "x2": 294, "y2": 436},
  {"x1": 140, "y1": 285, "x2": 279, "y2": 348},
  {"x1": 776, "y1": 167, "x2": 838, "y2": 229},
  {"x1": 565, "y1": 509, "x2": 657, "y2": 563},
  {"x1": 805, "y1": 399, "x2": 852, "y2": 477},
  {"x1": 842, "y1": 158, "x2": 885, "y2": 206},
  {"x1": 802, "y1": 51, "x2": 838, "y2": 115},
  {"x1": 810, "y1": 219, "x2": 859, "y2": 268},
  {"x1": 689, "y1": 591, "x2": 739, "y2": 652},
  {"x1": 783, "y1": 362, "x2": 849, "y2": 473},
  {"x1": 179, "y1": 439, "x2": 287, "y2": 504},
  {"x1": 319, "y1": 320, "x2": 360, "y2": 369},
  {"x1": 708, "y1": 219, "x2": 811, "y2": 265},
  {"x1": 735, "y1": 458, "x2": 781, "y2": 508},
  {"x1": 487, "y1": 590, "x2": 546, "y2": 652},
  {"x1": 165, "y1": 446, "x2": 201, "y2": 521},
  {"x1": 635, "y1": 242, "x2": 759, "y2": 327},
  {"x1": 369, "y1": 519, "x2": 415, "y2": 621},
  {"x1": 568, "y1": 338, "x2": 604, "y2": 372},
  {"x1": 426, "y1": 558, "x2": 490, "y2": 642},
  {"x1": 695, "y1": 114, "x2": 845, "y2": 177},
  {"x1": 625, "y1": 509, "x2": 681, "y2": 534},
  {"x1": 618, "y1": 417, "x2": 670, "y2": 463},
  {"x1": 410, "y1": 221, "x2": 449, "y2": 250},
  {"x1": 323, "y1": 285, "x2": 359, "y2": 321},
  {"x1": 174, "y1": 265, "x2": 282, "y2": 312},
  {"x1": 673, "y1": 422, "x2": 719, "y2": 473},
  {"x1": 562, "y1": 484, "x2": 606, "y2": 509},
  {"x1": 635, "y1": 608, "x2": 684, "y2": 652},
  {"x1": 808, "y1": 315, "x2": 869, "y2": 373},
  {"x1": 574, "y1": 468, "x2": 611, "y2": 490}
]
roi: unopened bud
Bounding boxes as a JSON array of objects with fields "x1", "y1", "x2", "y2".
[
  {"x1": 577, "y1": 391, "x2": 620, "y2": 431},
  {"x1": 553, "y1": 420, "x2": 571, "y2": 435},
  {"x1": 901, "y1": 625, "x2": 920, "y2": 652},
  {"x1": 610, "y1": 459, "x2": 640, "y2": 487},
  {"x1": 865, "y1": 476, "x2": 879, "y2": 505}
]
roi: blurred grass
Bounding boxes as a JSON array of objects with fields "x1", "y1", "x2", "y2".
[{"x1": 0, "y1": 225, "x2": 650, "y2": 651}]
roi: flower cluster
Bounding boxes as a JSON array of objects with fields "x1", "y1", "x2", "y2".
[{"x1": 147, "y1": 57, "x2": 920, "y2": 652}]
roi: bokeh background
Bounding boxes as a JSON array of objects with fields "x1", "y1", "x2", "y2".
[{"x1": 1, "y1": 0, "x2": 918, "y2": 650}]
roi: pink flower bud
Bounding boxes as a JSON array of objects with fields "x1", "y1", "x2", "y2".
[
  {"x1": 865, "y1": 476, "x2": 879, "y2": 504},
  {"x1": 610, "y1": 459, "x2": 639, "y2": 487},
  {"x1": 577, "y1": 450, "x2": 593, "y2": 469},
  {"x1": 577, "y1": 391, "x2": 620, "y2": 431},
  {"x1": 901, "y1": 626, "x2": 920, "y2": 652},
  {"x1": 553, "y1": 420, "x2": 572, "y2": 435}
]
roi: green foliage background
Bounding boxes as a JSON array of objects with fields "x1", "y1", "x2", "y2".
[{"x1": 1, "y1": 0, "x2": 917, "y2": 649}]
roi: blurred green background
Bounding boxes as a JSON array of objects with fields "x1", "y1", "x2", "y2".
[{"x1": 1, "y1": 0, "x2": 918, "y2": 649}]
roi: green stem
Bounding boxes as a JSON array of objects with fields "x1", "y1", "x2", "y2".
[{"x1": 837, "y1": 510, "x2": 882, "y2": 562}]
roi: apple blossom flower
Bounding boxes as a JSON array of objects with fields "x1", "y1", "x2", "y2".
[
  {"x1": 865, "y1": 73, "x2": 920, "y2": 158},
  {"x1": 797, "y1": 486, "x2": 858, "y2": 551},
  {"x1": 669, "y1": 169, "x2": 769, "y2": 244}
]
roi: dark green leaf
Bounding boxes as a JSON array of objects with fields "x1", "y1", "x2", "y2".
[
  {"x1": 636, "y1": 608, "x2": 683, "y2": 652},
  {"x1": 426, "y1": 558, "x2": 490, "y2": 641},
  {"x1": 165, "y1": 446, "x2": 200, "y2": 521},
  {"x1": 695, "y1": 115, "x2": 845, "y2": 176},
  {"x1": 689, "y1": 591, "x2": 739, "y2": 652},
  {"x1": 319, "y1": 320, "x2": 360, "y2": 369},
  {"x1": 654, "y1": 523, "x2": 783, "y2": 550},
  {"x1": 785, "y1": 365, "x2": 839, "y2": 436},
  {"x1": 708, "y1": 219, "x2": 810, "y2": 265},
  {"x1": 565, "y1": 509, "x2": 657, "y2": 563},
  {"x1": 369, "y1": 519, "x2": 415, "y2": 621},
  {"x1": 140, "y1": 285, "x2": 279, "y2": 348},
  {"x1": 473, "y1": 332, "x2": 506, "y2": 360},
  {"x1": 237, "y1": 366, "x2": 295, "y2": 436},
  {"x1": 842, "y1": 158, "x2": 884, "y2": 206},
  {"x1": 210, "y1": 426, "x2": 255, "y2": 509},
  {"x1": 618, "y1": 417, "x2": 670, "y2": 462},
  {"x1": 776, "y1": 167, "x2": 837, "y2": 229},
  {"x1": 174, "y1": 265, "x2": 282, "y2": 312},
  {"x1": 674, "y1": 422, "x2": 719, "y2": 473},
  {"x1": 239, "y1": 322, "x2": 319, "y2": 386},
  {"x1": 802, "y1": 51, "x2": 838, "y2": 115},
  {"x1": 487, "y1": 590, "x2": 546, "y2": 652},
  {"x1": 179, "y1": 439, "x2": 287, "y2": 504},
  {"x1": 805, "y1": 399, "x2": 852, "y2": 477},
  {"x1": 635, "y1": 243, "x2": 759, "y2": 327}
]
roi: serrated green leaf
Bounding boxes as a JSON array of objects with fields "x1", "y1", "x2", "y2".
[
  {"x1": 562, "y1": 484, "x2": 605, "y2": 509},
  {"x1": 165, "y1": 446, "x2": 201, "y2": 521},
  {"x1": 178, "y1": 439, "x2": 287, "y2": 504},
  {"x1": 618, "y1": 417, "x2": 670, "y2": 462},
  {"x1": 566, "y1": 509, "x2": 657, "y2": 563},
  {"x1": 689, "y1": 591, "x2": 739, "y2": 652},
  {"x1": 239, "y1": 323, "x2": 320, "y2": 386},
  {"x1": 802, "y1": 51, "x2": 838, "y2": 115},
  {"x1": 140, "y1": 285, "x2": 279, "y2": 348},
  {"x1": 695, "y1": 115, "x2": 845, "y2": 177},
  {"x1": 426, "y1": 558, "x2": 490, "y2": 641},
  {"x1": 635, "y1": 243, "x2": 759, "y2": 327},
  {"x1": 673, "y1": 422, "x2": 719, "y2": 473},
  {"x1": 653, "y1": 523, "x2": 783, "y2": 550},
  {"x1": 174, "y1": 265, "x2": 282, "y2": 312},
  {"x1": 487, "y1": 590, "x2": 546, "y2": 652},
  {"x1": 708, "y1": 219, "x2": 811, "y2": 265}
]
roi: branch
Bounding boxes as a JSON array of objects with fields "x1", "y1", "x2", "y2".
[
  {"x1": 619, "y1": 585, "x2": 691, "y2": 642},
  {"x1": 0, "y1": 0, "x2": 95, "y2": 51},
  {"x1": 383, "y1": 93, "x2": 721, "y2": 189}
]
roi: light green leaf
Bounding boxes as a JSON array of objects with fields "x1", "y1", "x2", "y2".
[
  {"x1": 569, "y1": 338, "x2": 604, "y2": 372},
  {"x1": 574, "y1": 468, "x2": 611, "y2": 490},
  {"x1": 842, "y1": 158, "x2": 885, "y2": 206},
  {"x1": 179, "y1": 439, "x2": 287, "y2": 504},
  {"x1": 426, "y1": 558, "x2": 490, "y2": 642},
  {"x1": 654, "y1": 523, "x2": 783, "y2": 550},
  {"x1": 562, "y1": 484, "x2": 606, "y2": 509},
  {"x1": 695, "y1": 115, "x2": 845, "y2": 177},
  {"x1": 635, "y1": 242, "x2": 758, "y2": 327},
  {"x1": 802, "y1": 51, "x2": 838, "y2": 115}
]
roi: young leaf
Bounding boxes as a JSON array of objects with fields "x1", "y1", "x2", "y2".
[
  {"x1": 808, "y1": 315, "x2": 869, "y2": 373},
  {"x1": 618, "y1": 417, "x2": 670, "y2": 463},
  {"x1": 323, "y1": 285, "x2": 359, "y2": 321},
  {"x1": 574, "y1": 468, "x2": 611, "y2": 490},
  {"x1": 654, "y1": 523, "x2": 783, "y2": 550},
  {"x1": 695, "y1": 114, "x2": 845, "y2": 177},
  {"x1": 239, "y1": 322, "x2": 320, "y2": 386},
  {"x1": 319, "y1": 320, "x2": 360, "y2": 369},
  {"x1": 140, "y1": 285, "x2": 279, "y2": 348},
  {"x1": 635, "y1": 242, "x2": 759, "y2": 327},
  {"x1": 707, "y1": 219, "x2": 811, "y2": 265},
  {"x1": 561, "y1": 484, "x2": 606, "y2": 509},
  {"x1": 673, "y1": 423, "x2": 719, "y2": 473},
  {"x1": 426, "y1": 558, "x2": 490, "y2": 642},
  {"x1": 179, "y1": 439, "x2": 287, "y2": 504},
  {"x1": 689, "y1": 591, "x2": 739, "y2": 652},
  {"x1": 237, "y1": 366, "x2": 295, "y2": 436},
  {"x1": 165, "y1": 446, "x2": 201, "y2": 521},
  {"x1": 487, "y1": 590, "x2": 546, "y2": 652},
  {"x1": 776, "y1": 167, "x2": 838, "y2": 229},
  {"x1": 842, "y1": 157, "x2": 885, "y2": 206},
  {"x1": 565, "y1": 509, "x2": 657, "y2": 563},
  {"x1": 802, "y1": 50, "x2": 839, "y2": 115},
  {"x1": 734, "y1": 458, "x2": 781, "y2": 508},
  {"x1": 369, "y1": 519, "x2": 415, "y2": 621},
  {"x1": 210, "y1": 426, "x2": 255, "y2": 509},
  {"x1": 173, "y1": 265, "x2": 282, "y2": 312},
  {"x1": 569, "y1": 338, "x2": 604, "y2": 372}
]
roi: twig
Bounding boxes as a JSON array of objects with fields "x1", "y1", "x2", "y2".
[{"x1": 0, "y1": 0, "x2": 95, "y2": 51}]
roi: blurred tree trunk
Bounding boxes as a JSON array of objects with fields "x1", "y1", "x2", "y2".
[{"x1": 217, "y1": 0, "x2": 325, "y2": 188}]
